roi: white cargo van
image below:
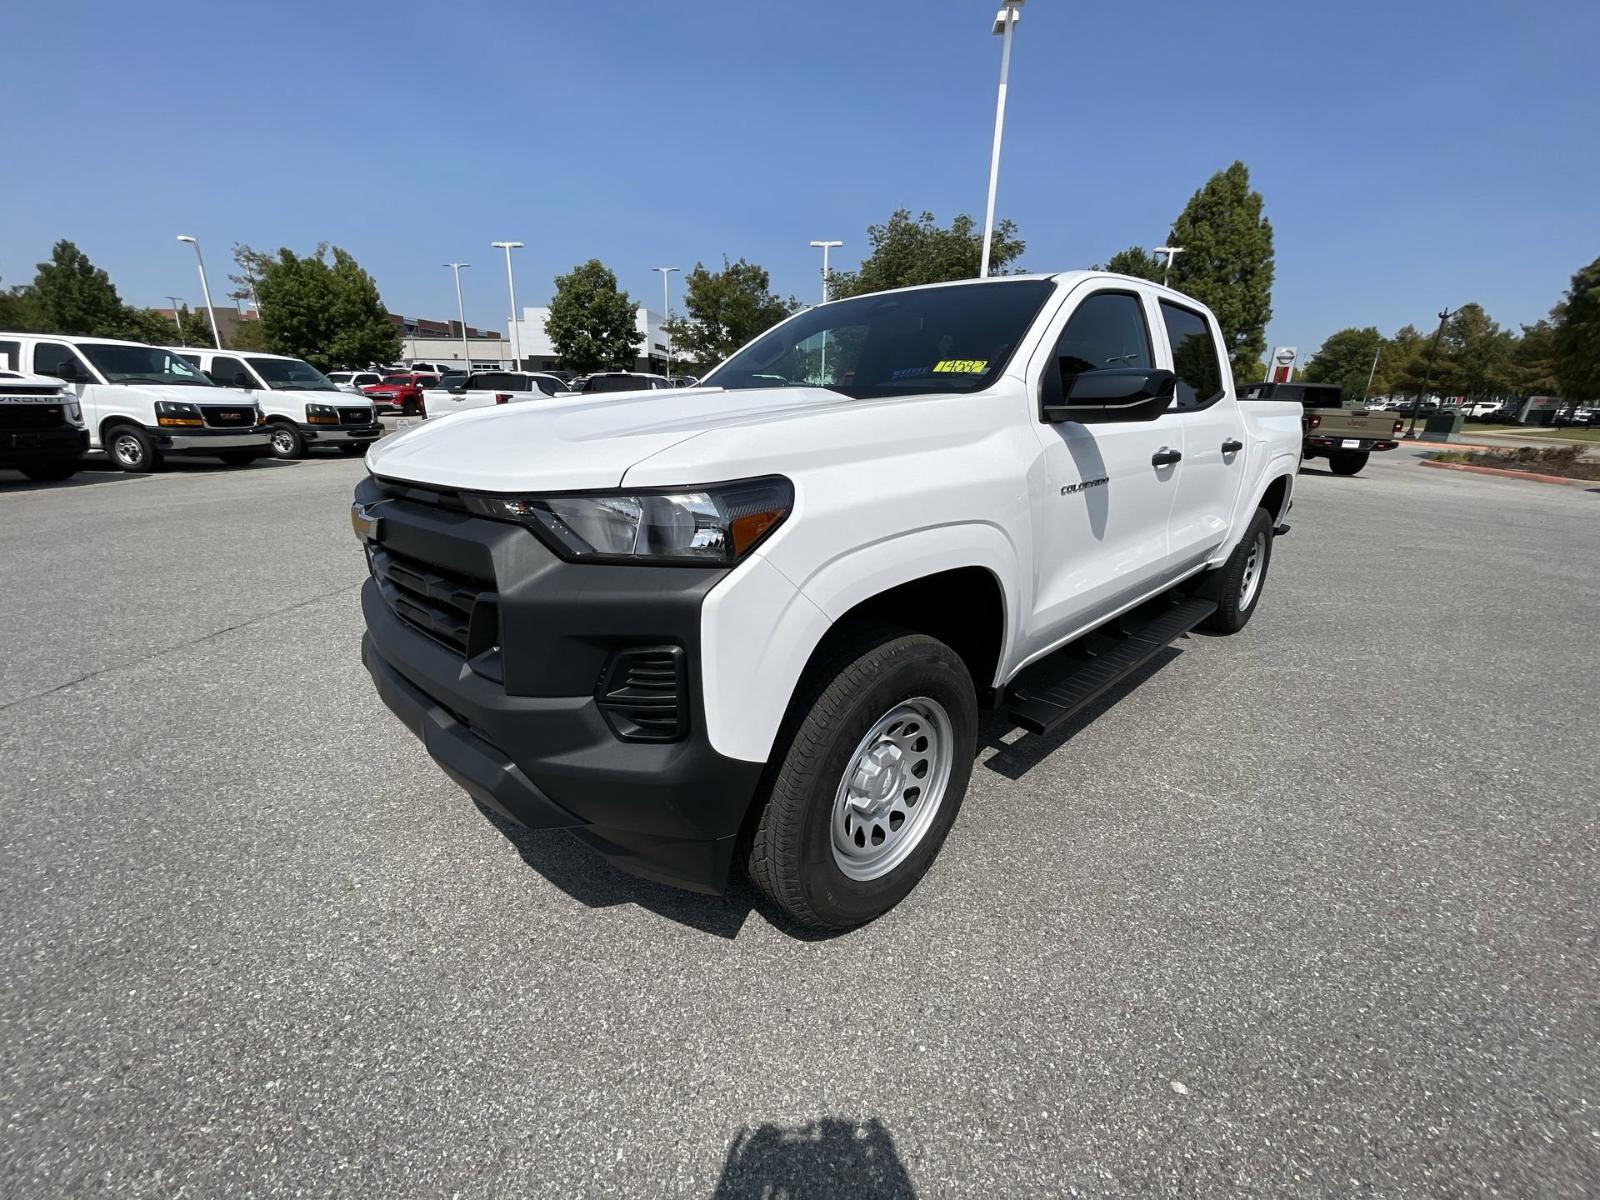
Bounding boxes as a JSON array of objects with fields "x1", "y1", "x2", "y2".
[
  {"x1": 171, "y1": 349, "x2": 381, "y2": 460},
  {"x1": 1, "y1": 333, "x2": 269, "y2": 472}
]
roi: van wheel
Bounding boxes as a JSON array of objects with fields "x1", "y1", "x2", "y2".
[
  {"x1": 1328, "y1": 452, "x2": 1368, "y2": 476},
  {"x1": 107, "y1": 425, "x2": 159, "y2": 474},
  {"x1": 269, "y1": 424, "x2": 305, "y2": 460},
  {"x1": 747, "y1": 627, "x2": 977, "y2": 930},
  {"x1": 1201, "y1": 507, "x2": 1274, "y2": 635}
]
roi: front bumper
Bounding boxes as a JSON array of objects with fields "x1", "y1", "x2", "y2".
[
  {"x1": 354, "y1": 476, "x2": 765, "y2": 894},
  {"x1": 302, "y1": 423, "x2": 383, "y2": 444},
  {"x1": 157, "y1": 428, "x2": 273, "y2": 454},
  {"x1": 0, "y1": 426, "x2": 88, "y2": 465}
]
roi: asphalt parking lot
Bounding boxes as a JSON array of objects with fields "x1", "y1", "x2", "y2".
[{"x1": 2, "y1": 445, "x2": 1597, "y2": 1197}]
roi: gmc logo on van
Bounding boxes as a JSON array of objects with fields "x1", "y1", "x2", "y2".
[{"x1": 219, "y1": 411, "x2": 242, "y2": 420}]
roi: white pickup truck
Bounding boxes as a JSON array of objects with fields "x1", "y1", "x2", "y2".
[{"x1": 352, "y1": 272, "x2": 1302, "y2": 929}]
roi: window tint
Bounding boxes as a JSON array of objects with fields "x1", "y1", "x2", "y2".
[
  {"x1": 210, "y1": 356, "x2": 251, "y2": 387},
  {"x1": 1159, "y1": 302, "x2": 1224, "y2": 410},
  {"x1": 179, "y1": 354, "x2": 202, "y2": 368},
  {"x1": 0, "y1": 339, "x2": 17, "y2": 370},
  {"x1": 471, "y1": 372, "x2": 510, "y2": 391},
  {"x1": 1051, "y1": 292, "x2": 1153, "y2": 394},
  {"x1": 33, "y1": 343, "x2": 86, "y2": 379}
]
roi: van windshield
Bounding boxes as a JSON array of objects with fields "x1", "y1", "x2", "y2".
[
  {"x1": 247, "y1": 356, "x2": 338, "y2": 391},
  {"x1": 79, "y1": 344, "x2": 216, "y2": 386},
  {"x1": 701, "y1": 279, "x2": 1055, "y2": 400}
]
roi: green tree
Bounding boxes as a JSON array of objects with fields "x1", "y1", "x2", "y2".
[
  {"x1": 828, "y1": 210, "x2": 1024, "y2": 299},
  {"x1": 241, "y1": 242, "x2": 399, "y2": 370},
  {"x1": 1163, "y1": 162, "x2": 1275, "y2": 377},
  {"x1": 1097, "y1": 246, "x2": 1162, "y2": 282},
  {"x1": 0, "y1": 275, "x2": 42, "y2": 331},
  {"x1": 545, "y1": 259, "x2": 642, "y2": 372},
  {"x1": 1553, "y1": 254, "x2": 1600, "y2": 405},
  {"x1": 1510, "y1": 319, "x2": 1560, "y2": 398},
  {"x1": 666, "y1": 257, "x2": 796, "y2": 368},
  {"x1": 1377, "y1": 324, "x2": 1426, "y2": 398},
  {"x1": 1435, "y1": 303, "x2": 1514, "y2": 401},
  {"x1": 26, "y1": 240, "x2": 128, "y2": 336},
  {"x1": 1304, "y1": 326, "x2": 1384, "y2": 404}
]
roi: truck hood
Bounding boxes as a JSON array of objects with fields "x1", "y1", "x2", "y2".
[{"x1": 366, "y1": 386, "x2": 851, "y2": 492}]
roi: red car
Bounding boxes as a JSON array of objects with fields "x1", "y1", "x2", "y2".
[{"x1": 362, "y1": 373, "x2": 436, "y2": 416}]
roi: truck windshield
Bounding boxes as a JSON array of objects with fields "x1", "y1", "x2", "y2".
[
  {"x1": 79, "y1": 344, "x2": 216, "y2": 386},
  {"x1": 702, "y1": 279, "x2": 1055, "y2": 399},
  {"x1": 247, "y1": 356, "x2": 338, "y2": 391}
]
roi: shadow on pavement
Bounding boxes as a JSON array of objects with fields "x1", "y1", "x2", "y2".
[
  {"x1": 0, "y1": 465, "x2": 149, "y2": 491},
  {"x1": 710, "y1": 1118, "x2": 916, "y2": 1199},
  {"x1": 979, "y1": 646, "x2": 1180, "y2": 780}
]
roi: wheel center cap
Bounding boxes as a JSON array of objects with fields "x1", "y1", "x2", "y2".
[{"x1": 853, "y1": 744, "x2": 903, "y2": 812}]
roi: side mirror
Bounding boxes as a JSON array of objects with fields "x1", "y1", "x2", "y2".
[
  {"x1": 1042, "y1": 366, "x2": 1176, "y2": 424},
  {"x1": 230, "y1": 371, "x2": 252, "y2": 388},
  {"x1": 52, "y1": 360, "x2": 84, "y2": 383}
]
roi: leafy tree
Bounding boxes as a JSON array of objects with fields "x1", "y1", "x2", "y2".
[
  {"x1": 545, "y1": 259, "x2": 642, "y2": 372},
  {"x1": 1377, "y1": 324, "x2": 1425, "y2": 398},
  {"x1": 1553, "y1": 254, "x2": 1600, "y2": 405},
  {"x1": 1304, "y1": 326, "x2": 1384, "y2": 404},
  {"x1": 240, "y1": 242, "x2": 400, "y2": 370},
  {"x1": 1163, "y1": 162, "x2": 1275, "y2": 377},
  {"x1": 828, "y1": 210, "x2": 1024, "y2": 299},
  {"x1": 0, "y1": 275, "x2": 42, "y2": 331},
  {"x1": 26, "y1": 240, "x2": 128, "y2": 336},
  {"x1": 226, "y1": 316, "x2": 272, "y2": 353},
  {"x1": 1510, "y1": 319, "x2": 1560, "y2": 398},
  {"x1": 666, "y1": 257, "x2": 797, "y2": 368},
  {"x1": 1437, "y1": 304, "x2": 1515, "y2": 401},
  {"x1": 1097, "y1": 246, "x2": 1162, "y2": 282}
]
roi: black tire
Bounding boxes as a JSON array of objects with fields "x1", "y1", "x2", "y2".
[
  {"x1": 217, "y1": 450, "x2": 262, "y2": 466},
  {"x1": 746, "y1": 626, "x2": 978, "y2": 930},
  {"x1": 1200, "y1": 506, "x2": 1275, "y2": 635},
  {"x1": 19, "y1": 460, "x2": 80, "y2": 482},
  {"x1": 105, "y1": 424, "x2": 160, "y2": 474},
  {"x1": 267, "y1": 423, "x2": 305, "y2": 460},
  {"x1": 339, "y1": 442, "x2": 369, "y2": 457},
  {"x1": 1328, "y1": 452, "x2": 1368, "y2": 476}
]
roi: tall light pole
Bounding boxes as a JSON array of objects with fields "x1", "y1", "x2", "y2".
[
  {"x1": 809, "y1": 240, "x2": 842, "y2": 304},
  {"x1": 491, "y1": 241, "x2": 524, "y2": 369},
  {"x1": 1361, "y1": 343, "x2": 1382, "y2": 406},
  {"x1": 445, "y1": 263, "x2": 471, "y2": 371},
  {"x1": 165, "y1": 296, "x2": 185, "y2": 344},
  {"x1": 1407, "y1": 308, "x2": 1453, "y2": 439},
  {"x1": 652, "y1": 266, "x2": 679, "y2": 381},
  {"x1": 979, "y1": 0, "x2": 1025, "y2": 278},
  {"x1": 176, "y1": 235, "x2": 221, "y2": 349},
  {"x1": 1154, "y1": 245, "x2": 1184, "y2": 288}
]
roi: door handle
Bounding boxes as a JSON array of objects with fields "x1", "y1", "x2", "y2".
[
  {"x1": 1151, "y1": 448, "x2": 1182, "y2": 467},
  {"x1": 1221, "y1": 438, "x2": 1244, "y2": 454}
]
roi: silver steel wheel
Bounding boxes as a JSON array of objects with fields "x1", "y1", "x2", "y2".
[
  {"x1": 1239, "y1": 530, "x2": 1267, "y2": 610},
  {"x1": 270, "y1": 428, "x2": 298, "y2": 457},
  {"x1": 830, "y1": 697, "x2": 954, "y2": 882},
  {"x1": 112, "y1": 432, "x2": 144, "y2": 468}
]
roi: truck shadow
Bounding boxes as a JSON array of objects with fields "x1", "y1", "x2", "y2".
[{"x1": 710, "y1": 1117, "x2": 917, "y2": 1198}]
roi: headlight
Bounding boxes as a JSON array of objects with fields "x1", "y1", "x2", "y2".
[
  {"x1": 154, "y1": 400, "x2": 203, "y2": 427},
  {"x1": 306, "y1": 403, "x2": 339, "y2": 424},
  {"x1": 463, "y1": 476, "x2": 793, "y2": 565}
]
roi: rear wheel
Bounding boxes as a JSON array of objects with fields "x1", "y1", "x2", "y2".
[
  {"x1": 746, "y1": 627, "x2": 978, "y2": 930},
  {"x1": 20, "y1": 460, "x2": 80, "y2": 482},
  {"x1": 268, "y1": 423, "x2": 306, "y2": 460},
  {"x1": 106, "y1": 425, "x2": 159, "y2": 474},
  {"x1": 1201, "y1": 506, "x2": 1275, "y2": 635},
  {"x1": 1328, "y1": 452, "x2": 1368, "y2": 476}
]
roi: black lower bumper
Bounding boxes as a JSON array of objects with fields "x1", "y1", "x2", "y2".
[
  {"x1": 355, "y1": 486, "x2": 767, "y2": 894},
  {"x1": 0, "y1": 426, "x2": 87, "y2": 466}
]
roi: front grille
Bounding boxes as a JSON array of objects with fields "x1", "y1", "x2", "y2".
[
  {"x1": 0, "y1": 405, "x2": 67, "y2": 430},
  {"x1": 370, "y1": 544, "x2": 497, "y2": 660},
  {"x1": 338, "y1": 406, "x2": 373, "y2": 426},
  {"x1": 597, "y1": 647, "x2": 687, "y2": 742},
  {"x1": 199, "y1": 404, "x2": 255, "y2": 428},
  {"x1": 373, "y1": 476, "x2": 469, "y2": 513},
  {"x1": 0, "y1": 385, "x2": 64, "y2": 397}
]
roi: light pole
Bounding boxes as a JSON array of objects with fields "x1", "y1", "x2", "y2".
[
  {"x1": 979, "y1": 0, "x2": 1025, "y2": 278},
  {"x1": 1407, "y1": 308, "x2": 1453, "y2": 439},
  {"x1": 165, "y1": 296, "x2": 185, "y2": 344},
  {"x1": 1154, "y1": 245, "x2": 1184, "y2": 288},
  {"x1": 176, "y1": 235, "x2": 221, "y2": 349},
  {"x1": 652, "y1": 266, "x2": 679, "y2": 381},
  {"x1": 445, "y1": 263, "x2": 471, "y2": 371},
  {"x1": 809, "y1": 240, "x2": 842, "y2": 304},
  {"x1": 1361, "y1": 343, "x2": 1382, "y2": 406},
  {"x1": 491, "y1": 241, "x2": 524, "y2": 369}
]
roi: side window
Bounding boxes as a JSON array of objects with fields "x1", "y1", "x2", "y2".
[
  {"x1": 1159, "y1": 301, "x2": 1224, "y2": 410},
  {"x1": 210, "y1": 356, "x2": 250, "y2": 387},
  {"x1": 179, "y1": 354, "x2": 202, "y2": 369},
  {"x1": 33, "y1": 342, "x2": 86, "y2": 379},
  {"x1": 0, "y1": 339, "x2": 18, "y2": 370},
  {"x1": 1047, "y1": 291, "x2": 1153, "y2": 401}
]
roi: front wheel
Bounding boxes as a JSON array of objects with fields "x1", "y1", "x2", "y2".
[
  {"x1": 1200, "y1": 506, "x2": 1275, "y2": 635},
  {"x1": 106, "y1": 425, "x2": 159, "y2": 474},
  {"x1": 268, "y1": 424, "x2": 306, "y2": 460},
  {"x1": 1328, "y1": 451, "x2": 1368, "y2": 476},
  {"x1": 746, "y1": 627, "x2": 978, "y2": 930}
]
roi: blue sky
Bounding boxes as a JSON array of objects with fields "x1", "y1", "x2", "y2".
[{"x1": 3, "y1": 0, "x2": 1595, "y2": 358}]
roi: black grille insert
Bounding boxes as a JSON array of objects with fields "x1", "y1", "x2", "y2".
[
  {"x1": 199, "y1": 404, "x2": 256, "y2": 428},
  {"x1": 0, "y1": 405, "x2": 67, "y2": 430},
  {"x1": 338, "y1": 406, "x2": 373, "y2": 426},
  {"x1": 371, "y1": 544, "x2": 497, "y2": 659},
  {"x1": 597, "y1": 646, "x2": 687, "y2": 742}
]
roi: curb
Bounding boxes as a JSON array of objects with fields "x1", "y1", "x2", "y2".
[{"x1": 1418, "y1": 459, "x2": 1594, "y2": 487}]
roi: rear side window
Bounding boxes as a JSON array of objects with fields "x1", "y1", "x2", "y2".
[
  {"x1": 0, "y1": 339, "x2": 17, "y2": 370},
  {"x1": 1159, "y1": 302, "x2": 1224, "y2": 410},
  {"x1": 1051, "y1": 292, "x2": 1153, "y2": 395}
]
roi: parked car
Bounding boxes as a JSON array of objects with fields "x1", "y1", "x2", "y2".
[
  {"x1": 327, "y1": 370, "x2": 386, "y2": 395},
  {"x1": 363, "y1": 373, "x2": 436, "y2": 416},
  {"x1": 421, "y1": 370, "x2": 573, "y2": 418},
  {"x1": 407, "y1": 360, "x2": 462, "y2": 377},
  {"x1": 0, "y1": 368, "x2": 88, "y2": 481},
  {"x1": 1241, "y1": 381, "x2": 1403, "y2": 476},
  {"x1": 170, "y1": 349, "x2": 381, "y2": 460},
  {"x1": 580, "y1": 371, "x2": 675, "y2": 393},
  {"x1": 352, "y1": 272, "x2": 1302, "y2": 929},
  {"x1": 0, "y1": 333, "x2": 269, "y2": 472}
]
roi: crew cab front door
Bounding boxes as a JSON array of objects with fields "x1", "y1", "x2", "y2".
[{"x1": 1023, "y1": 286, "x2": 1182, "y2": 662}]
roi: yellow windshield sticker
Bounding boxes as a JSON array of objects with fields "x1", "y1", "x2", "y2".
[{"x1": 932, "y1": 359, "x2": 989, "y2": 374}]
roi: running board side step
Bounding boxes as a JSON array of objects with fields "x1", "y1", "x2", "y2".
[{"x1": 1004, "y1": 596, "x2": 1217, "y2": 736}]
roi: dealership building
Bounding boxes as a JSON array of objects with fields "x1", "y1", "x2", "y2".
[{"x1": 506, "y1": 306, "x2": 669, "y2": 374}]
